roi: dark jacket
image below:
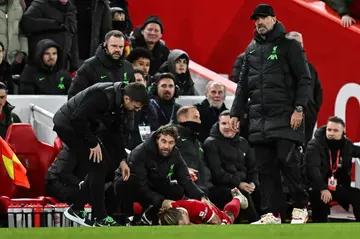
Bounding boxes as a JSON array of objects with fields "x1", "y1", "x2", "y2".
[
  {"x1": 0, "y1": 61, "x2": 14, "y2": 94},
  {"x1": 45, "y1": 145, "x2": 86, "y2": 186},
  {"x1": 176, "y1": 124, "x2": 213, "y2": 193},
  {"x1": 53, "y1": 82, "x2": 128, "y2": 160},
  {"x1": 73, "y1": 0, "x2": 112, "y2": 59},
  {"x1": 306, "y1": 62, "x2": 323, "y2": 120},
  {"x1": 203, "y1": 123, "x2": 258, "y2": 188},
  {"x1": 323, "y1": 0, "x2": 354, "y2": 17},
  {"x1": 147, "y1": 97, "x2": 181, "y2": 130},
  {"x1": 130, "y1": 28, "x2": 170, "y2": 75},
  {"x1": 0, "y1": 102, "x2": 21, "y2": 138},
  {"x1": 68, "y1": 44, "x2": 134, "y2": 99},
  {"x1": 230, "y1": 22, "x2": 311, "y2": 145},
  {"x1": 19, "y1": 39, "x2": 72, "y2": 95},
  {"x1": 158, "y1": 49, "x2": 197, "y2": 96},
  {"x1": 305, "y1": 126, "x2": 360, "y2": 191},
  {"x1": 195, "y1": 99, "x2": 228, "y2": 143},
  {"x1": 127, "y1": 132, "x2": 205, "y2": 208},
  {"x1": 21, "y1": 0, "x2": 78, "y2": 70},
  {"x1": 110, "y1": 7, "x2": 132, "y2": 36},
  {"x1": 230, "y1": 52, "x2": 245, "y2": 83}
]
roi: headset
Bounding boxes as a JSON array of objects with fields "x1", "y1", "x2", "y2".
[{"x1": 150, "y1": 72, "x2": 180, "y2": 98}]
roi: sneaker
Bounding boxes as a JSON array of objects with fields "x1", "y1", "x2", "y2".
[
  {"x1": 231, "y1": 187, "x2": 248, "y2": 209},
  {"x1": 251, "y1": 213, "x2": 281, "y2": 224},
  {"x1": 64, "y1": 207, "x2": 94, "y2": 227},
  {"x1": 94, "y1": 216, "x2": 120, "y2": 227},
  {"x1": 291, "y1": 208, "x2": 308, "y2": 224}
]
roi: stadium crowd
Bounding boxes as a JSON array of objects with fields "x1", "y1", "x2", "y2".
[{"x1": 0, "y1": 0, "x2": 360, "y2": 226}]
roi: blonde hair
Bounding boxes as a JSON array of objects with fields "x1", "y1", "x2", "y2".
[{"x1": 158, "y1": 207, "x2": 182, "y2": 225}]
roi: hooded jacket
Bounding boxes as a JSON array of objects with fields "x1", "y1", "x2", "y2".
[
  {"x1": 0, "y1": 60, "x2": 14, "y2": 94},
  {"x1": 230, "y1": 22, "x2": 311, "y2": 144},
  {"x1": 0, "y1": 101, "x2": 21, "y2": 138},
  {"x1": 176, "y1": 124, "x2": 213, "y2": 193},
  {"x1": 21, "y1": 0, "x2": 78, "y2": 70},
  {"x1": 68, "y1": 44, "x2": 134, "y2": 99},
  {"x1": 130, "y1": 27, "x2": 170, "y2": 75},
  {"x1": 305, "y1": 126, "x2": 360, "y2": 191},
  {"x1": 158, "y1": 49, "x2": 196, "y2": 96},
  {"x1": 53, "y1": 82, "x2": 128, "y2": 160},
  {"x1": 127, "y1": 132, "x2": 205, "y2": 208},
  {"x1": 19, "y1": 39, "x2": 72, "y2": 95},
  {"x1": 203, "y1": 123, "x2": 258, "y2": 188},
  {"x1": 147, "y1": 97, "x2": 182, "y2": 130}
]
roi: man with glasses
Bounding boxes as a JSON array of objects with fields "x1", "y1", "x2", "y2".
[{"x1": 53, "y1": 82, "x2": 149, "y2": 226}]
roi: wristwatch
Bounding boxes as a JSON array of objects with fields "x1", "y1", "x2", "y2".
[{"x1": 295, "y1": 106, "x2": 303, "y2": 112}]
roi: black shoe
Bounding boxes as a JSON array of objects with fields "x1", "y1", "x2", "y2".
[
  {"x1": 94, "y1": 216, "x2": 120, "y2": 227},
  {"x1": 64, "y1": 207, "x2": 94, "y2": 227}
]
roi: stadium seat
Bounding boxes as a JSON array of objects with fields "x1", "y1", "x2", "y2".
[{"x1": 5, "y1": 124, "x2": 58, "y2": 198}]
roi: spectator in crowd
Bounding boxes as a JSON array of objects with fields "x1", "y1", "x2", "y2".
[
  {"x1": 287, "y1": 31, "x2": 323, "y2": 146},
  {"x1": 110, "y1": 0, "x2": 132, "y2": 31},
  {"x1": 19, "y1": 39, "x2": 72, "y2": 95},
  {"x1": 110, "y1": 7, "x2": 131, "y2": 57},
  {"x1": 0, "y1": 42, "x2": 14, "y2": 94},
  {"x1": 305, "y1": 116, "x2": 360, "y2": 222},
  {"x1": 147, "y1": 73, "x2": 182, "y2": 129},
  {"x1": 230, "y1": 52, "x2": 245, "y2": 84},
  {"x1": 24, "y1": 0, "x2": 32, "y2": 9},
  {"x1": 126, "y1": 47, "x2": 152, "y2": 85},
  {"x1": 195, "y1": 81, "x2": 227, "y2": 143},
  {"x1": 230, "y1": 52, "x2": 250, "y2": 140},
  {"x1": 0, "y1": 0, "x2": 28, "y2": 75},
  {"x1": 21, "y1": 0, "x2": 78, "y2": 71},
  {"x1": 53, "y1": 82, "x2": 148, "y2": 227},
  {"x1": 158, "y1": 49, "x2": 197, "y2": 96},
  {"x1": 114, "y1": 124, "x2": 208, "y2": 225},
  {"x1": 110, "y1": 7, "x2": 131, "y2": 36},
  {"x1": 72, "y1": 0, "x2": 111, "y2": 63},
  {"x1": 322, "y1": 0, "x2": 359, "y2": 27},
  {"x1": 176, "y1": 106, "x2": 213, "y2": 194},
  {"x1": 158, "y1": 188, "x2": 248, "y2": 225},
  {"x1": 0, "y1": 82, "x2": 21, "y2": 138},
  {"x1": 130, "y1": 15, "x2": 169, "y2": 75},
  {"x1": 133, "y1": 69, "x2": 147, "y2": 86},
  {"x1": 67, "y1": 30, "x2": 134, "y2": 99},
  {"x1": 230, "y1": 4, "x2": 311, "y2": 224},
  {"x1": 203, "y1": 111, "x2": 259, "y2": 223}
]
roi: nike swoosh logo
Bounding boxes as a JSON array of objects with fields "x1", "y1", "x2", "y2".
[
  {"x1": 249, "y1": 50, "x2": 255, "y2": 54},
  {"x1": 100, "y1": 75, "x2": 107, "y2": 79},
  {"x1": 39, "y1": 77, "x2": 45, "y2": 81},
  {"x1": 181, "y1": 138, "x2": 187, "y2": 142}
]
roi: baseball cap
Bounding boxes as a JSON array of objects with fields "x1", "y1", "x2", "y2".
[{"x1": 250, "y1": 4, "x2": 275, "y2": 20}]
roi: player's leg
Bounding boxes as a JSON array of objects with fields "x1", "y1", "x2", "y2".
[{"x1": 222, "y1": 188, "x2": 247, "y2": 223}]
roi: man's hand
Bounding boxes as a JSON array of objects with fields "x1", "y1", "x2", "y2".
[
  {"x1": 201, "y1": 196, "x2": 213, "y2": 207},
  {"x1": 239, "y1": 182, "x2": 254, "y2": 193},
  {"x1": 249, "y1": 182, "x2": 256, "y2": 193},
  {"x1": 161, "y1": 199, "x2": 174, "y2": 209},
  {"x1": 341, "y1": 15, "x2": 356, "y2": 28},
  {"x1": 89, "y1": 143, "x2": 102, "y2": 163},
  {"x1": 230, "y1": 117, "x2": 239, "y2": 132},
  {"x1": 320, "y1": 189, "x2": 332, "y2": 204},
  {"x1": 290, "y1": 111, "x2": 303, "y2": 129},
  {"x1": 120, "y1": 160, "x2": 130, "y2": 181},
  {"x1": 188, "y1": 168, "x2": 198, "y2": 181}
]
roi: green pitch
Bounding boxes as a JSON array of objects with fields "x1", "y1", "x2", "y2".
[{"x1": 1, "y1": 223, "x2": 360, "y2": 239}]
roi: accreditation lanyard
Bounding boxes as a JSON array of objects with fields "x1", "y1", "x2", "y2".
[
  {"x1": 329, "y1": 150, "x2": 340, "y2": 176},
  {"x1": 151, "y1": 99, "x2": 175, "y2": 122}
]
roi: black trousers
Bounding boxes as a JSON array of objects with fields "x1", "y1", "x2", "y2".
[
  {"x1": 309, "y1": 186, "x2": 360, "y2": 222},
  {"x1": 208, "y1": 186, "x2": 260, "y2": 223},
  {"x1": 254, "y1": 139, "x2": 308, "y2": 215},
  {"x1": 305, "y1": 112, "x2": 318, "y2": 146},
  {"x1": 55, "y1": 128, "x2": 108, "y2": 219},
  {"x1": 113, "y1": 174, "x2": 185, "y2": 218},
  {"x1": 45, "y1": 179, "x2": 79, "y2": 204}
]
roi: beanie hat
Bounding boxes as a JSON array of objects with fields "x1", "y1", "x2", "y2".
[{"x1": 141, "y1": 15, "x2": 164, "y2": 33}]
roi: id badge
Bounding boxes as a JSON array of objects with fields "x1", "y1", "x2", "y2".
[
  {"x1": 328, "y1": 176, "x2": 338, "y2": 191},
  {"x1": 139, "y1": 125, "x2": 151, "y2": 142}
]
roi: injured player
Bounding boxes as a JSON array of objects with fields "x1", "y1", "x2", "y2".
[{"x1": 158, "y1": 188, "x2": 248, "y2": 225}]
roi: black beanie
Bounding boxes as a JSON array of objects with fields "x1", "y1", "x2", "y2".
[{"x1": 141, "y1": 15, "x2": 164, "y2": 33}]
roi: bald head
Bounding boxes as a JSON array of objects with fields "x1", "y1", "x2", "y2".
[{"x1": 287, "y1": 31, "x2": 303, "y2": 47}]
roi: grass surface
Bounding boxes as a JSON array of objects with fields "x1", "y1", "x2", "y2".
[{"x1": 1, "y1": 223, "x2": 360, "y2": 239}]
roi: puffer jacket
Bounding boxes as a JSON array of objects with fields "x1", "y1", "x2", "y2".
[{"x1": 0, "y1": 0, "x2": 28, "y2": 64}]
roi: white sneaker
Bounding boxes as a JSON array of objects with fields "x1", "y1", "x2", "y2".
[
  {"x1": 251, "y1": 213, "x2": 281, "y2": 224},
  {"x1": 231, "y1": 188, "x2": 248, "y2": 209},
  {"x1": 291, "y1": 208, "x2": 308, "y2": 224}
]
